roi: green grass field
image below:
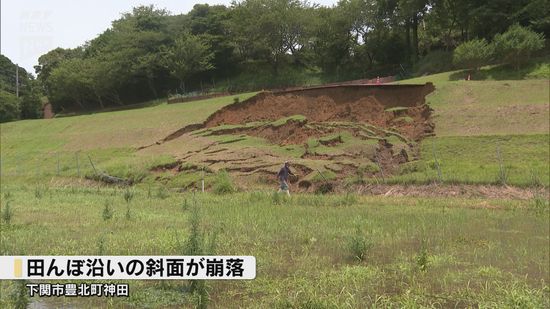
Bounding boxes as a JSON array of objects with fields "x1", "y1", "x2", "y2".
[
  {"x1": 0, "y1": 64, "x2": 549, "y2": 307},
  {"x1": 1, "y1": 187, "x2": 548, "y2": 308}
]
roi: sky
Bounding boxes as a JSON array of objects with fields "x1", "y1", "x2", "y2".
[{"x1": 1, "y1": 0, "x2": 338, "y2": 74}]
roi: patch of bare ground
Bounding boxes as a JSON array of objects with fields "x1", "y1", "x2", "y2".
[
  {"x1": 355, "y1": 184, "x2": 547, "y2": 201},
  {"x1": 138, "y1": 84, "x2": 458, "y2": 188}
]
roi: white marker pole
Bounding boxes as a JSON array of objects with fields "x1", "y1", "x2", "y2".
[{"x1": 201, "y1": 168, "x2": 205, "y2": 193}]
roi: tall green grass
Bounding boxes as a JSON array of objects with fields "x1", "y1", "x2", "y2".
[{"x1": 0, "y1": 185, "x2": 547, "y2": 308}]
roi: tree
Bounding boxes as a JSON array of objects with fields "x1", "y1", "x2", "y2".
[
  {"x1": 398, "y1": 0, "x2": 429, "y2": 63},
  {"x1": 188, "y1": 4, "x2": 235, "y2": 77},
  {"x1": 0, "y1": 90, "x2": 20, "y2": 123},
  {"x1": 34, "y1": 47, "x2": 84, "y2": 95},
  {"x1": 493, "y1": 24, "x2": 545, "y2": 70},
  {"x1": 48, "y1": 58, "x2": 95, "y2": 110},
  {"x1": 162, "y1": 34, "x2": 214, "y2": 92},
  {"x1": 19, "y1": 80, "x2": 43, "y2": 119},
  {"x1": 230, "y1": 0, "x2": 313, "y2": 73},
  {"x1": 453, "y1": 38, "x2": 493, "y2": 71}
]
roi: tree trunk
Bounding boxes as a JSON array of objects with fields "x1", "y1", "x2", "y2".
[
  {"x1": 412, "y1": 14, "x2": 419, "y2": 63},
  {"x1": 405, "y1": 19, "x2": 411, "y2": 63},
  {"x1": 95, "y1": 92, "x2": 104, "y2": 109}
]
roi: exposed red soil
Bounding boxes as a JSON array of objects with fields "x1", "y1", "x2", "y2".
[
  {"x1": 204, "y1": 84, "x2": 435, "y2": 142},
  {"x1": 144, "y1": 83, "x2": 437, "y2": 185},
  {"x1": 154, "y1": 83, "x2": 435, "y2": 146},
  {"x1": 43, "y1": 102, "x2": 54, "y2": 119}
]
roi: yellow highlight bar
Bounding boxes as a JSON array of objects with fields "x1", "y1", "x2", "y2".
[{"x1": 14, "y1": 259, "x2": 22, "y2": 278}]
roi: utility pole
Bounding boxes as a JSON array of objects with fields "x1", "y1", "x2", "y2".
[{"x1": 15, "y1": 64, "x2": 19, "y2": 98}]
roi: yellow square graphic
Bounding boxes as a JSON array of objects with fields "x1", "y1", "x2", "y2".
[{"x1": 14, "y1": 259, "x2": 22, "y2": 278}]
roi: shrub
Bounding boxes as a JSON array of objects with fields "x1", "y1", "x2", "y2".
[
  {"x1": 212, "y1": 170, "x2": 235, "y2": 194},
  {"x1": 416, "y1": 240, "x2": 429, "y2": 272},
  {"x1": 123, "y1": 187, "x2": 135, "y2": 204},
  {"x1": 493, "y1": 24, "x2": 545, "y2": 70},
  {"x1": 185, "y1": 202, "x2": 215, "y2": 308},
  {"x1": 414, "y1": 50, "x2": 454, "y2": 76},
  {"x1": 102, "y1": 200, "x2": 113, "y2": 221},
  {"x1": 2, "y1": 200, "x2": 13, "y2": 224},
  {"x1": 19, "y1": 91, "x2": 43, "y2": 119},
  {"x1": 398, "y1": 161, "x2": 427, "y2": 175},
  {"x1": 315, "y1": 182, "x2": 334, "y2": 194},
  {"x1": 348, "y1": 225, "x2": 373, "y2": 261},
  {"x1": 0, "y1": 90, "x2": 20, "y2": 123},
  {"x1": 453, "y1": 39, "x2": 494, "y2": 71}
]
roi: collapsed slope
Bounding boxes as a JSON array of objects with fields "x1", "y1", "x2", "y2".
[
  {"x1": 145, "y1": 83, "x2": 436, "y2": 190},
  {"x1": 204, "y1": 84, "x2": 435, "y2": 142}
]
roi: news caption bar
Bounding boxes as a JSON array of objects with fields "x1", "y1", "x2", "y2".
[{"x1": 0, "y1": 256, "x2": 256, "y2": 280}]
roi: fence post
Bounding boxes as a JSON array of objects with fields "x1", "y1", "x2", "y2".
[{"x1": 201, "y1": 167, "x2": 205, "y2": 193}]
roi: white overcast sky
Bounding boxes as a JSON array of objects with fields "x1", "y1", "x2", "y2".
[{"x1": 1, "y1": 0, "x2": 338, "y2": 74}]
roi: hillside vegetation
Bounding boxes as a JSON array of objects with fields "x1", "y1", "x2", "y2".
[{"x1": 1, "y1": 65, "x2": 549, "y2": 308}]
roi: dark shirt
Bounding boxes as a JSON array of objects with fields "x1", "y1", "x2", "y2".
[{"x1": 277, "y1": 166, "x2": 292, "y2": 181}]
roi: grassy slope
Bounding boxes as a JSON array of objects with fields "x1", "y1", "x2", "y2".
[
  {"x1": 394, "y1": 66, "x2": 550, "y2": 186},
  {"x1": 0, "y1": 93, "x2": 256, "y2": 181},
  {"x1": 0, "y1": 67, "x2": 549, "y2": 308}
]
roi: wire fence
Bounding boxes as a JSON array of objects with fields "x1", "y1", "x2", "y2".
[{"x1": 0, "y1": 151, "x2": 99, "y2": 179}]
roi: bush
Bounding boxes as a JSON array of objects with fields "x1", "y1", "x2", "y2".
[
  {"x1": 416, "y1": 240, "x2": 429, "y2": 272},
  {"x1": 0, "y1": 90, "x2": 20, "y2": 123},
  {"x1": 398, "y1": 161, "x2": 427, "y2": 175},
  {"x1": 493, "y1": 24, "x2": 545, "y2": 70},
  {"x1": 2, "y1": 200, "x2": 13, "y2": 224},
  {"x1": 453, "y1": 39, "x2": 494, "y2": 71},
  {"x1": 19, "y1": 91, "x2": 43, "y2": 119},
  {"x1": 212, "y1": 170, "x2": 235, "y2": 194},
  {"x1": 414, "y1": 50, "x2": 454, "y2": 76},
  {"x1": 102, "y1": 200, "x2": 114, "y2": 221},
  {"x1": 348, "y1": 225, "x2": 373, "y2": 262},
  {"x1": 315, "y1": 182, "x2": 334, "y2": 194}
]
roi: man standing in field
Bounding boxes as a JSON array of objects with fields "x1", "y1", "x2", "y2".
[{"x1": 277, "y1": 161, "x2": 295, "y2": 196}]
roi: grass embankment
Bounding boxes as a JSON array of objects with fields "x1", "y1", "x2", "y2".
[
  {"x1": 0, "y1": 93, "x2": 257, "y2": 183},
  {"x1": 395, "y1": 70, "x2": 549, "y2": 187},
  {"x1": 0, "y1": 187, "x2": 548, "y2": 308}
]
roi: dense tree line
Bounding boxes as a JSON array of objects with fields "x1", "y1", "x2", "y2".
[
  {"x1": 19, "y1": 0, "x2": 550, "y2": 113},
  {"x1": 0, "y1": 55, "x2": 42, "y2": 122}
]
